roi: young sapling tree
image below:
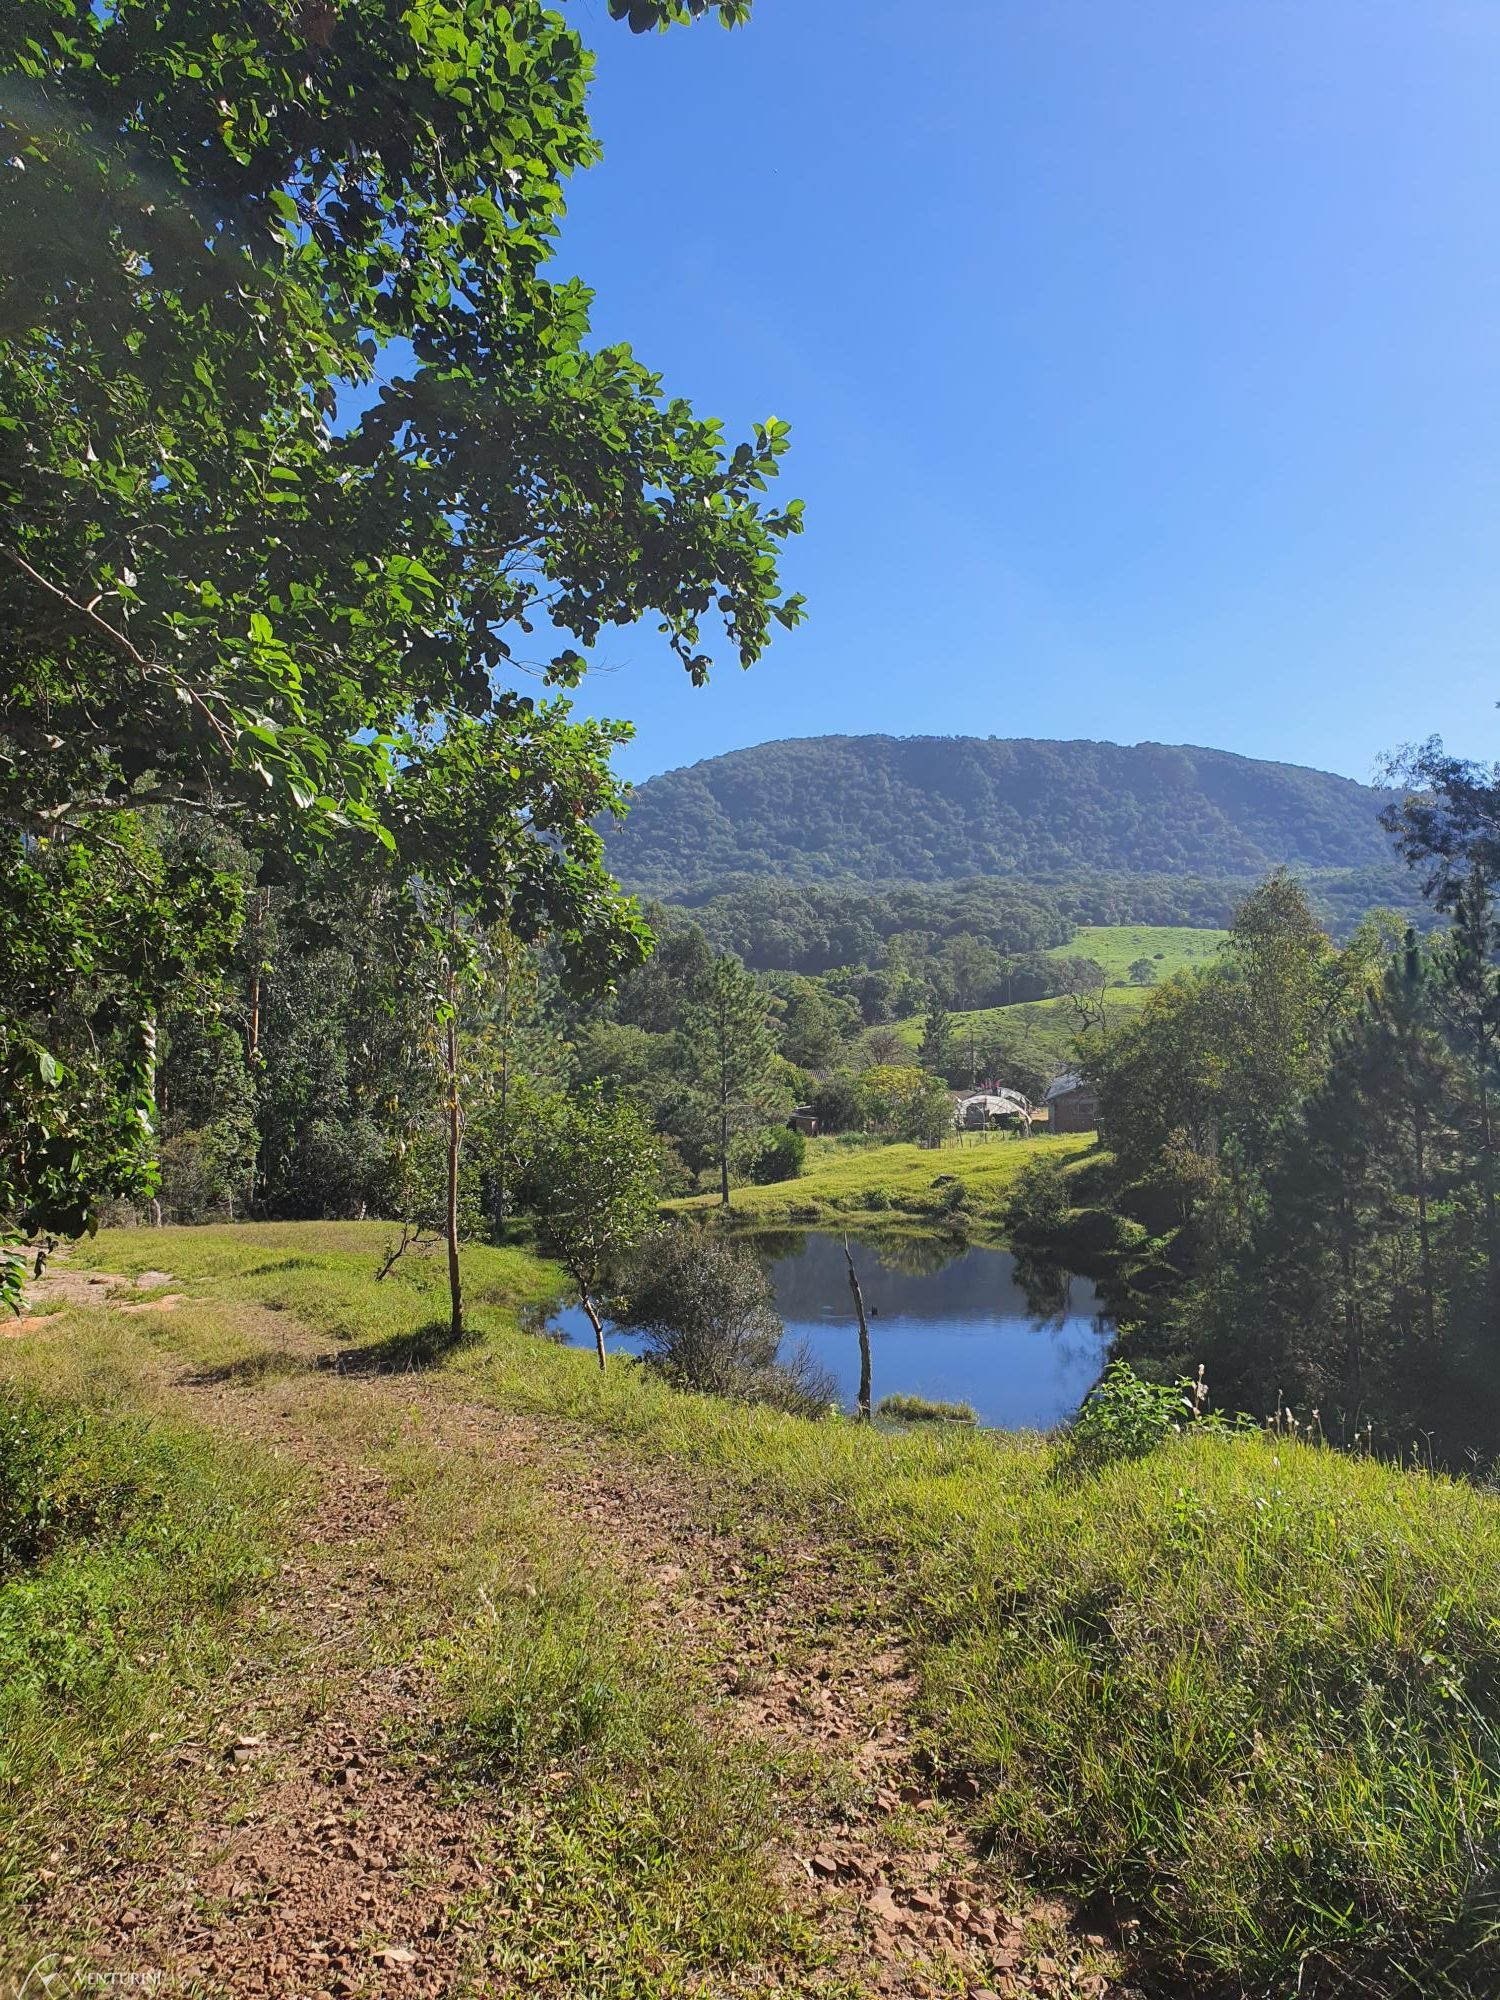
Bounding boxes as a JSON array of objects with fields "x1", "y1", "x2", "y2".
[{"x1": 520, "y1": 1096, "x2": 662, "y2": 1370}]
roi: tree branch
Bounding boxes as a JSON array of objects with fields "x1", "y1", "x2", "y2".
[{"x1": 2, "y1": 546, "x2": 236, "y2": 756}]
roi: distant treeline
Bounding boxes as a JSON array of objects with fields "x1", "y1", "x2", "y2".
[{"x1": 657, "y1": 867, "x2": 1425, "y2": 979}]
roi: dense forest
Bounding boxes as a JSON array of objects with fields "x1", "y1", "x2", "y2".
[
  {"x1": 664, "y1": 863, "x2": 1426, "y2": 973},
  {"x1": 999, "y1": 743, "x2": 1500, "y2": 1468},
  {"x1": 606, "y1": 733, "x2": 1407, "y2": 892}
]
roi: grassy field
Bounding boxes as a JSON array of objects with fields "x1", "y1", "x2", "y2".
[
  {"x1": 671, "y1": 1131, "x2": 1094, "y2": 1230},
  {"x1": 9, "y1": 1221, "x2": 1500, "y2": 1994},
  {"x1": 893, "y1": 923, "x2": 1228, "y2": 1069},
  {"x1": 1047, "y1": 923, "x2": 1228, "y2": 982}
]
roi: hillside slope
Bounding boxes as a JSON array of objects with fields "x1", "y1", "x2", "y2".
[
  {"x1": 16, "y1": 1224, "x2": 1500, "y2": 1997},
  {"x1": 606, "y1": 735, "x2": 1400, "y2": 892}
]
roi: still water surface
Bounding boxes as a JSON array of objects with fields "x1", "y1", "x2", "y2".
[{"x1": 550, "y1": 1229, "x2": 1113, "y2": 1431}]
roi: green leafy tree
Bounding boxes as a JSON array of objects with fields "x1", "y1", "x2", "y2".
[
  {"x1": 773, "y1": 975, "x2": 860, "y2": 1070},
  {"x1": 0, "y1": 0, "x2": 801, "y2": 1283},
  {"x1": 939, "y1": 932, "x2": 1003, "y2": 1010},
  {"x1": 0, "y1": 821, "x2": 241, "y2": 1303},
  {"x1": 857, "y1": 1064, "x2": 953, "y2": 1147},
  {"x1": 519, "y1": 1094, "x2": 661, "y2": 1371},
  {"x1": 917, "y1": 995, "x2": 952, "y2": 1077},
  {"x1": 1190, "y1": 931, "x2": 1465, "y2": 1437},
  {"x1": 1433, "y1": 865, "x2": 1500, "y2": 1286},
  {"x1": 466, "y1": 929, "x2": 564, "y2": 1237},
  {"x1": 682, "y1": 955, "x2": 780, "y2": 1207}
]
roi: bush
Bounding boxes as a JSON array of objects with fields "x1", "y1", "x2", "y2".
[
  {"x1": 810, "y1": 1074, "x2": 863, "y2": 1134},
  {"x1": 1057, "y1": 1362, "x2": 1195, "y2": 1473},
  {"x1": 617, "y1": 1228, "x2": 835, "y2": 1417},
  {"x1": 930, "y1": 1176, "x2": 974, "y2": 1218},
  {"x1": 1001, "y1": 1155, "x2": 1071, "y2": 1240},
  {"x1": 746, "y1": 1125, "x2": 806, "y2": 1185},
  {"x1": 1057, "y1": 1361, "x2": 1243, "y2": 1475}
]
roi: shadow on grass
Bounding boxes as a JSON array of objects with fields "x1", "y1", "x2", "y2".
[
  {"x1": 314, "y1": 1318, "x2": 465, "y2": 1377},
  {"x1": 182, "y1": 1349, "x2": 310, "y2": 1387}
]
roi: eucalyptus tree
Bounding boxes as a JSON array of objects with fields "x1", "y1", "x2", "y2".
[{"x1": 0, "y1": 0, "x2": 800, "y2": 1296}]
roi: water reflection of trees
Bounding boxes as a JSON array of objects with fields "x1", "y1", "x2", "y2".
[
  {"x1": 855, "y1": 1231, "x2": 973, "y2": 1278},
  {"x1": 743, "y1": 1228, "x2": 974, "y2": 1280},
  {"x1": 1012, "y1": 1251, "x2": 1073, "y2": 1326},
  {"x1": 744, "y1": 1229, "x2": 809, "y2": 1264}
]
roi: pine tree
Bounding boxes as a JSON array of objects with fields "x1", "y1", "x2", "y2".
[{"x1": 682, "y1": 955, "x2": 777, "y2": 1207}]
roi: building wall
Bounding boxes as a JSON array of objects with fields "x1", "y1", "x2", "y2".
[{"x1": 1049, "y1": 1088, "x2": 1098, "y2": 1134}]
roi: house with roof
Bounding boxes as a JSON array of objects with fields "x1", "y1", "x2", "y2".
[{"x1": 1044, "y1": 1072, "x2": 1098, "y2": 1134}]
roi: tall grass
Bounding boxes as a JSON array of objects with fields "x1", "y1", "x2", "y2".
[{"x1": 0, "y1": 1324, "x2": 294, "y2": 1922}]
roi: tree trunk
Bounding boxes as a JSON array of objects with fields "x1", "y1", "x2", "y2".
[
  {"x1": 445, "y1": 957, "x2": 463, "y2": 1344},
  {"x1": 1479, "y1": 1070, "x2": 1499, "y2": 1301},
  {"x1": 845, "y1": 1237, "x2": 872, "y2": 1420},
  {"x1": 1338, "y1": 1195, "x2": 1362, "y2": 1395},
  {"x1": 580, "y1": 1290, "x2": 608, "y2": 1372},
  {"x1": 247, "y1": 887, "x2": 268, "y2": 1063},
  {"x1": 495, "y1": 1046, "x2": 511, "y2": 1235},
  {"x1": 1410, "y1": 1098, "x2": 1438, "y2": 1347},
  {"x1": 246, "y1": 886, "x2": 269, "y2": 1213},
  {"x1": 719, "y1": 1099, "x2": 730, "y2": 1208}
]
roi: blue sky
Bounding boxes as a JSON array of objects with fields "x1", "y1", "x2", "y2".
[{"x1": 552, "y1": 1, "x2": 1500, "y2": 785}]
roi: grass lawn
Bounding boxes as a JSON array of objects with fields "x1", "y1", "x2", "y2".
[
  {"x1": 670, "y1": 1132, "x2": 1094, "y2": 1230},
  {"x1": 10, "y1": 1221, "x2": 1500, "y2": 1994},
  {"x1": 1046, "y1": 923, "x2": 1228, "y2": 982}
]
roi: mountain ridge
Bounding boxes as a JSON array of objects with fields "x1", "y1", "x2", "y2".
[{"x1": 604, "y1": 733, "x2": 1401, "y2": 894}]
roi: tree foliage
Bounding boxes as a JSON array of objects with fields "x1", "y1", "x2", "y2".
[
  {"x1": 0, "y1": 0, "x2": 801, "y2": 1281},
  {"x1": 518, "y1": 1093, "x2": 661, "y2": 1371},
  {"x1": 681, "y1": 954, "x2": 781, "y2": 1206},
  {"x1": 1082, "y1": 854, "x2": 1500, "y2": 1463},
  {"x1": 606, "y1": 736, "x2": 1406, "y2": 895}
]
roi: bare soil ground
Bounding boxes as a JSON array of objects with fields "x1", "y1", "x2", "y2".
[{"x1": 12, "y1": 1270, "x2": 1130, "y2": 2000}]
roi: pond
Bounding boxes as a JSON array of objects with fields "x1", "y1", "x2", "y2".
[{"x1": 547, "y1": 1229, "x2": 1114, "y2": 1432}]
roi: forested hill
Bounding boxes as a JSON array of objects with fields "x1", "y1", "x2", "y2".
[{"x1": 605, "y1": 735, "x2": 1400, "y2": 893}]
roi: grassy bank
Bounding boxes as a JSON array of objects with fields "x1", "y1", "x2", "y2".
[
  {"x1": 670, "y1": 1132, "x2": 1094, "y2": 1231},
  {"x1": 48, "y1": 1222, "x2": 1500, "y2": 1994},
  {"x1": 0, "y1": 1319, "x2": 295, "y2": 1924}
]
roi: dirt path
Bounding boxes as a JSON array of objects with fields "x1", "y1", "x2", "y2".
[{"x1": 16, "y1": 1274, "x2": 1125, "y2": 2000}]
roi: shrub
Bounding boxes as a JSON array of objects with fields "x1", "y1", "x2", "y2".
[
  {"x1": 810, "y1": 1074, "x2": 863, "y2": 1134},
  {"x1": 1057, "y1": 1361, "x2": 1243, "y2": 1475},
  {"x1": 1001, "y1": 1155, "x2": 1071, "y2": 1240},
  {"x1": 617, "y1": 1228, "x2": 834, "y2": 1417},
  {"x1": 931, "y1": 1176, "x2": 974, "y2": 1218},
  {"x1": 746, "y1": 1125, "x2": 806, "y2": 1185}
]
